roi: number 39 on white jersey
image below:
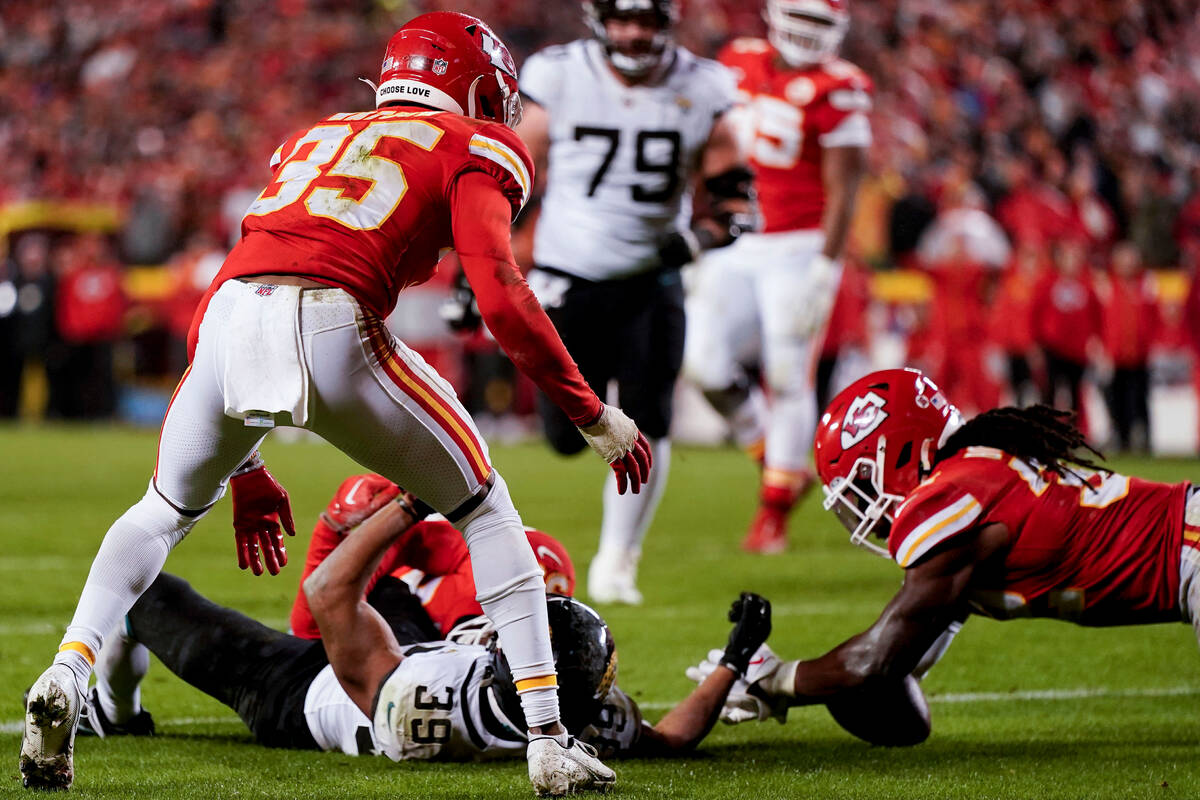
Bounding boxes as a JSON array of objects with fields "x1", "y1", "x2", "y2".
[
  {"x1": 303, "y1": 642, "x2": 528, "y2": 761},
  {"x1": 520, "y1": 40, "x2": 737, "y2": 281}
]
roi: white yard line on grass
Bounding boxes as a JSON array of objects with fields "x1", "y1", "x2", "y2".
[
  {"x1": 638, "y1": 685, "x2": 1200, "y2": 711},
  {"x1": 3, "y1": 686, "x2": 1197, "y2": 734}
]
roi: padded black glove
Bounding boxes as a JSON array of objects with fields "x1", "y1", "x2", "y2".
[{"x1": 720, "y1": 591, "x2": 772, "y2": 675}]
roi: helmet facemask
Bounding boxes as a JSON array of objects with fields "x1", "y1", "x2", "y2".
[
  {"x1": 765, "y1": 0, "x2": 848, "y2": 67},
  {"x1": 584, "y1": 1, "x2": 675, "y2": 78},
  {"x1": 821, "y1": 442, "x2": 903, "y2": 558}
]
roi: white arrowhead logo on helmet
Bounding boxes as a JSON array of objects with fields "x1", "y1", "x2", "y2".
[{"x1": 840, "y1": 391, "x2": 888, "y2": 450}]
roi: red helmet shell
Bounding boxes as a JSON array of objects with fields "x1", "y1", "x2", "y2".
[
  {"x1": 376, "y1": 12, "x2": 521, "y2": 127},
  {"x1": 525, "y1": 528, "x2": 576, "y2": 597},
  {"x1": 815, "y1": 368, "x2": 962, "y2": 499}
]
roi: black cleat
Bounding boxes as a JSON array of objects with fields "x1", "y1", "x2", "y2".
[{"x1": 78, "y1": 688, "x2": 155, "y2": 738}]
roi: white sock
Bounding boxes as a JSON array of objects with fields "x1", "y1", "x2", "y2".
[
  {"x1": 94, "y1": 624, "x2": 150, "y2": 724},
  {"x1": 57, "y1": 482, "x2": 201, "y2": 693},
  {"x1": 598, "y1": 437, "x2": 672, "y2": 556},
  {"x1": 457, "y1": 473, "x2": 559, "y2": 729}
]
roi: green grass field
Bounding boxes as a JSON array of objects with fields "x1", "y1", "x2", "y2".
[{"x1": 1, "y1": 425, "x2": 1198, "y2": 799}]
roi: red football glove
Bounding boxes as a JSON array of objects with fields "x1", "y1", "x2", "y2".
[
  {"x1": 320, "y1": 473, "x2": 401, "y2": 535},
  {"x1": 230, "y1": 465, "x2": 296, "y2": 576},
  {"x1": 578, "y1": 404, "x2": 653, "y2": 495}
]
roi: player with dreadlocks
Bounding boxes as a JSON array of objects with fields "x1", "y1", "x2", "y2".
[{"x1": 685, "y1": 367, "x2": 1200, "y2": 746}]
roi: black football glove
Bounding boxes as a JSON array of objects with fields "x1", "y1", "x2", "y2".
[{"x1": 720, "y1": 592, "x2": 772, "y2": 675}]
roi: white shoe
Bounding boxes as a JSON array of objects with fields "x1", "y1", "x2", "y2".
[
  {"x1": 19, "y1": 664, "x2": 82, "y2": 791},
  {"x1": 587, "y1": 549, "x2": 643, "y2": 606},
  {"x1": 527, "y1": 735, "x2": 615, "y2": 796}
]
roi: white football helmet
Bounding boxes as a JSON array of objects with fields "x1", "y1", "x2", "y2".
[{"x1": 765, "y1": 0, "x2": 849, "y2": 67}]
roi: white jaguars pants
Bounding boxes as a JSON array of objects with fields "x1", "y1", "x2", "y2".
[{"x1": 684, "y1": 230, "x2": 840, "y2": 473}]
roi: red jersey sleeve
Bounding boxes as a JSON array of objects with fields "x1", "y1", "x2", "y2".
[
  {"x1": 888, "y1": 465, "x2": 986, "y2": 568},
  {"x1": 450, "y1": 171, "x2": 603, "y2": 426},
  {"x1": 449, "y1": 121, "x2": 533, "y2": 221},
  {"x1": 808, "y1": 62, "x2": 874, "y2": 148}
]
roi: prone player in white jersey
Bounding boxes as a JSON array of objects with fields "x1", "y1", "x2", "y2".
[
  {"x1": 83, "y1": 493, "x2": 773, "y2": 778},
  {"x1": 684, "y1": 0, "x2": 872, "y2": 554},
  {"x1": 517, "y1": 0, "x2": 753, "y2": 604}
]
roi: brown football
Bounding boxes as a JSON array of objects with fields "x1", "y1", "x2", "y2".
[{"x1": 825, "y1": 676, "x2": 931, "y2": 746}]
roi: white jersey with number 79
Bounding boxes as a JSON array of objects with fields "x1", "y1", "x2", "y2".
[{"x1": 520, "y1": 39, "x2": 737, "y2": 281}]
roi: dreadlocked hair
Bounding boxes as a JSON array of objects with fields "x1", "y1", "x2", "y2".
[{"x1": 934, "y1": 405, "x2": 1105, "y2": 478}]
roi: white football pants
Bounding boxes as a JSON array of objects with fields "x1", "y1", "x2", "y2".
[{"x1": 684, "y1": 230, "x2": 840, "y2": 473}]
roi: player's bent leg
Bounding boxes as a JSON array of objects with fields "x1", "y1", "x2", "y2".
[
  {"x1": 126, "y1": 573, "x2": 325, "y2": 749},
  {"x1": 590, "y1": 277, "x2": 683, "y2": 605},
  {"x1": 683, "y1": 241, "x2": 764, "y2": 452},
  {"x1": 21, "y1": 484, "x2": 207, "y2": 791},
  {"x1": 82, "y1": 624, "x2": 154, "y2": 738},
  {"x1": 590, "y1": 436, "x2": 672, "y2": 606},
  {"x1": 307, "y1": 309, "x2": 496, "y2": 514},
  {"x1": 744, "y1": 237, "x2": 830, "y2": 554},
  {"x1": 455, "y1": 474, "x2": 558, "y2": 723}
]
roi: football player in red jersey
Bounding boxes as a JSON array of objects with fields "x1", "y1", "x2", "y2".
[
  {"x1": 21, "y1": 14, "x2": 649, "y2": 795},
  {"x1": 690, "y1": 368, "x2": 1199, "y2": 745},
  {"x1": 287, "y1": 473, "x2": 578, "y2": 641},
  {"x1": 684, "y1": 0, "x2": 872, "y2": 554}
]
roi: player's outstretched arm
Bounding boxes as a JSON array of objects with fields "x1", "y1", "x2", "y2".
[
  {"x1": 450, "y1": 172, "x2": 651, "y2": 493},
  {"x1": 289, "y1": 474, "x2": 402, "y2": 639},
  {"x1": 229, "y1": 451, "x2": 296, "y2": 576},
  {"x1": 303, "y1": 495, "x2": 422, "y2": 715},
  {"x1": 766, "y1": 523, "x2": 1007, "y2": 704},
  {"x1": 636, "y1": 593, "x2": 771, "y2": 755}
]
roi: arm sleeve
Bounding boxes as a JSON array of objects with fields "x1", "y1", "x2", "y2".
[
  {"x1": 449, "y1": 171, "x2": 603, "y2": 426},
  {"x1": 812, "y1": 69, "x2": 874, "y2": 148}
]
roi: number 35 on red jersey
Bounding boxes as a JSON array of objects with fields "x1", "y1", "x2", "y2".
[{"x1": 228, "y1": 107, "x2": 533, "y2": 319}]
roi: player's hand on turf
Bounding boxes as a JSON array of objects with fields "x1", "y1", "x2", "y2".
[
  {"x1": 230, "y1": 465, "x2": 296, "y2": 576},
  {"x1": 320, "y1": 474, "x2": 401, "y2": 534},
  {"x1": 578, "y1": 404, "x2": 652, "y2": 494},
  {"x1": 720, "y1": 592, "x2": 772, "y2": 674}
]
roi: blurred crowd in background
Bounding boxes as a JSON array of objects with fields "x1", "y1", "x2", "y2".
[{"x1": 2, "y1": 0, "x2": 1200, "y2": 451}]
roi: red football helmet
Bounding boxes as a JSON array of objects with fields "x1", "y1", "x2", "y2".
[
  {"x1": 814, "y1": 368, "x2": 963, "y2": 556},
  {"x1": 765, "y1": 0, "x2": 849, "y2": 67},
  {"x1": 525, "y1": 527, "x2": 576, "y2": 597},
  {"x1": 374, "y1": 12, "x2": 522, "y2": 128}
]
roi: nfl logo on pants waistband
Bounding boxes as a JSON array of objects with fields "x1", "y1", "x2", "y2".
[{"x1": 255, "y1": 284, "x2": 277, "y2": 297}]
